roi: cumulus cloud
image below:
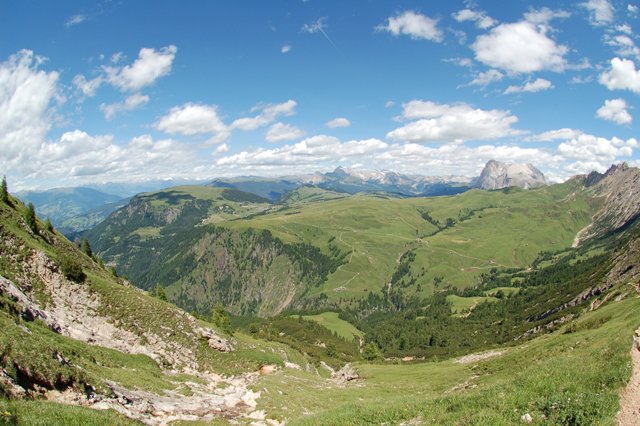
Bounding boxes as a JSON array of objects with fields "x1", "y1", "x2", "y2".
[
  {"x1": 386, "y1": 100, "x2": 520, "y2": 143},
  {"x1": 596, "y1": 98, "x2": 632, "y2": 124},
  {"x1": 103, "y1": 45, "x2": 177, "y2": 92},
  {"x1": 582, "y1": 0, "x2": 615, "y2": 26},
  {"x1": 378, "y1": 11, "x2": 443, "y2": 42},
  {"x1": 599, "y1": 57, "x2": 640, "y2": 93},
  {"x1": 281, "y1": 45, "x2": 292, "y2": 53},
  {"x1": 155, "y1": 103, "x2": 229, "y2": 140},
  {"x1": 557, "y1": 133, "x2": 635, "y2": 172},
  {"x1": 326, "y1": 117, "x2": 351, "y2": 128},
  {"x1": 231, "y1": 100, "x2": 297, "y2": 131},
  {"x1": 604, "y1": 34, "x2": 640, "y2": 60},
  {"x1": 72, "y1": 74, "x2": 103, "y2": 97},
  {"x1": 629, "y1": 4, "x2": 639, "y2": 16},
  {"x1": 526, "y1": 128, "x2": 584, "y2": 142},
  {"x1": 504, "y1": 78, "x2": 553, "y2": 94},
  {"x1": 99, "y1": 93, "x2": 149, "y2": 120},
  {"x1": 452, "y1": 8, "x2": 496, "y2": 29},
  {"x1": 266, "y1": 122, "x2": 305, "y2": 142},
  {"x1": 469, "y1": 69, "x2": 504, "y2": 87},
  {"x1": 214, "y1": 143, "x2": 230, "y2": 154},
  {"x1": 0, "y1": 50, "x2": 59, "y2": 166},
  {"x1": 23, "y1": 132, "x2": 201, "y2": 188},
  {"x1": 471, "y1": 21, "x2": 568, "y2": 73}
]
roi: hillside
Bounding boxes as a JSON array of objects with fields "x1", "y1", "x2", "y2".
[
  {"x1": 0, "y1": 190, "x2": 302, "y2": 423},
  {"x1": 87, "y1": 176, "x2": 603, "y2": 319},
  {"x1": 2, "y1": 180, "x2": 640, "y2": 424}
]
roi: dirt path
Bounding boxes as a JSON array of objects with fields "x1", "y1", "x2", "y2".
[{"x1": 617, "y1": 327, "x2": 640, "y2": 425}]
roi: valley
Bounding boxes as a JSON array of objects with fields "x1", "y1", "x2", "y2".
[{"x1": 1, "y1": 162, "x2": 639, "y2": 425}]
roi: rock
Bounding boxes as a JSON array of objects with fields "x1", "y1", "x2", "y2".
[
  {"x1": 199, "y1": 328, "x2": 234, "y2": 352},
  {"x1": 331, "y1": 363, "x2": 359, "y2": 383},
  {"x1": 521, "y1": 413, "x2": 533, "y2": 423},
  {"x1": 474, "y1": 160, "x2": 547, "y2": 190},
  {"x1": 258, "y1": 365, "x2": 276, "y2": 375}
]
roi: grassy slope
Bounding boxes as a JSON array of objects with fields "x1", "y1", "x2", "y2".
[
  {"x1": 301, "y1": 312, "x2": 364, "y2": 341},
  {"x1": 222, "y1": 180, "x2": 596, "y2": 304},
  {"x1": 255, "y1": 295, "x2": 639, "y2": 425}
]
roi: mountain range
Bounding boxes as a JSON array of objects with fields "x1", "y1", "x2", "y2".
[{"x1": 2, "y1": 162, "x2": 639, "y2": 424}]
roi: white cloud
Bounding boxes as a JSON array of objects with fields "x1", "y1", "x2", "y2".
[
  {"x1": 155, "y1": 103, "x2": 229, "y2": 139},
  {"x1": 214, "y1": 143, "x2": 230, "y2": 154},
  {"x1": 0, "y1": 50, "x2": 59, "y2": 166},
  {"x1": 99, "y1": 93, "x2": 149, "y2": 120},
  {"x1": 445, "y1": 57, "x2": 474, "y2": 68},
  {"x1": 582, "y1": 0, "x2": 615, "y2": 26},
  {"x1": 386, "y1": 100, "x2": 520, "y2": 143},
  {"x1": 231, "y1": 100, "x2": 297, "y2": 131},
  {"x1": 599, "y1": 57, "x2": 640, "y2": 93},
  {"x1": 104, "y1": 45, "x2": 177, "y2": 92},
  {"x1": 557, "y1": 134, "x2": 635, "y2": 171},
  {"x1": 72, "y1": 74, "x2": 103, "y2": 97},
  {"x1": 326, "y1": 117, "x2": 351, "y2": 128},
  {"x1": 469, "y1": 69, "x2": 504, "y2": 87},
  {"x1": 281, "y1": 45, "x2": 292, "y2": 53},
  {"x1": 385, "y1": 100, "x2": 395, "y2": 108},
  {"x1": 266, "y1": 122, "x2": 305, "y2": 142},
  {"x1": 65, "y1": 14, "x2": 87, "y2": 27},
  {"x1": 629, "y1": 4, "x2": 639, "y2": 16},
  {"x1": 452, "y1": 8, "x2": 496, "y2": 29},
  {"x1": 378, "y1": 11, "x2": 443, "y2": 42},
  {"x1": 25, "y1": 132, "x2": 200, "y2": 187},
  {"x1": 111, "y1": 52, "x2": 125, "y2": 64},
  {"x1": 604, "y1": 34, "x2": 640, "y2": 60},
  {"x1": 524, "y1": 7, "x2": 571, "y2": 25},
  {"x1": 527, "y1": 128, "x2": 584, "y2": 141},
  {"x1": 471, "y1": 21, "x2": 568, "y2": 73},
  {"x1": 596, "y1": 98, "x2": 632, "y2": 124},
  {"x1": 504, "y1": 78, "x2": 553, "y2": 94}
]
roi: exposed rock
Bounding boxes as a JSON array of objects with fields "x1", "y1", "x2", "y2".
[
  {"x1": 586, "y1": 163, "x2": 640, "y2": 240},
  {"x1": 258, "y1": 365, "x2": 277, "y2": 375},
  {"x1": 331, "y1": 363, "x2": 359, "y2": 383},
  {"x1": 521, "y1": 413, "x2": 533, "y2": 423},
  {"x1": 474, "y1": 160, "x2": 547, "y2": 190},
  {"x1": 198, "y1": 327, "x2": 234, "y2": 352},
  {"x1": 455, "y1": 350, "x2": 504, "y2": 364}
]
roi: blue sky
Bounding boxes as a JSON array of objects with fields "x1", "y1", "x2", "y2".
[{"x1": 1, "y1": 0, "x2": 639, "y2": 189}]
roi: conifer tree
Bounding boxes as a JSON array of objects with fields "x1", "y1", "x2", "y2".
[
  {"x1": 45, "y1": 218, "x2": 54, "y2": 232},
  {"x1": 0, "y1": 176, "x2": 7, "y2": 203},
  {"x1": 81, "y1": 238, "x2": 93, "y2": 258},
  {"x1": 25, "y1": 202, "x2": 37, "y2": 233}
]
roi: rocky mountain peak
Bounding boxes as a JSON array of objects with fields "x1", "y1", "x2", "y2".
[{"x1": 474, "y1": 160, "x2": 547, "y2": 190}]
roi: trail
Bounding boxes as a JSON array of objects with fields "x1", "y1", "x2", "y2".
[{"x1": 617, "y1": 327, "x2": 640, "y2": 425}]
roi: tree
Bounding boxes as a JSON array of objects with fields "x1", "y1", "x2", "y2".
[
  {"x1": 362, "y1": 342, "x2": 382, "y2": 361},
  {"x1": 154, "y1": 285, "x2": 168, "y2": 302},
  {"x1": 44, "y1": 218, "x2": 54, "y2": 232},
  {"x1": 81, "y1": 238, "x2": 93, "y2": 258},
  {"x1": 0, "y1": 176, "x2": 8, "y2": 204},
  {"x1": 211, "y1": 305, "x2": 233, "y2": 335},
  {"x1": 24, "y1": 202, "x2": 37, "y2": 233}
]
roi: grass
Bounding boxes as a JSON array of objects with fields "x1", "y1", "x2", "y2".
[
  {"x1": 221, "y1": 180, "x2": 597, "y2": 306},
  {"x1": 254, "y1": 295, "x2": 639, "y2": 425},
  {"x1": 446, "y1": 294, "x2": 498, "y2": 315},
  {"x1": 0, "y1": 399, "x2": 137, "y2": 425},
  {"x1": 300, "y1": 312, "x2": 364, "y2": 341}
]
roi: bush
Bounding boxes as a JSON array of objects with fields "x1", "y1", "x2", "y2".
[{"x1": 59, "y1": 256, "x2": 85, "y2": 283}]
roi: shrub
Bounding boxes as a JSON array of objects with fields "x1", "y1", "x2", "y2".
[{"x1": 59, "y1": 256, "x2": 85, "y2": 283}]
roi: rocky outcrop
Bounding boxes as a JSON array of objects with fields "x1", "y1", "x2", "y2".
[
  {"x1": 587, "y1": 163, "x2": 640, "y2": 238},
  {"x1": 474, "y1": 160, "x2": 547, "y2": 190}
]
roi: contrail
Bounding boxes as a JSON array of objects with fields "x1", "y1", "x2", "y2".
[{"x1": 302, "y1": 17, "x2": 338, "y2": 50}]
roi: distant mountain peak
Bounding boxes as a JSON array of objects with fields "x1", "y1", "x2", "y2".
[{"x1": 475, "y1": 160, "x2": 547, "y2": 190}]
